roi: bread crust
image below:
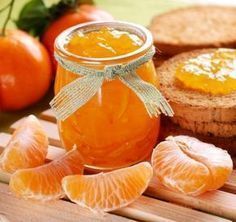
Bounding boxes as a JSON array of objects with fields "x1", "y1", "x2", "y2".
[
  {"x1": 172, "y1": 117, "x2": 236, "y2": 138},
  {"x1": 160, "y1": 117, "x2": 236, "y2": 156},
  {"x1": 157, "y1": 49, "x2": 236, "y2": 125},
  {"x1": 150, "y1": 6, "x2": 236, "y2": 55}
]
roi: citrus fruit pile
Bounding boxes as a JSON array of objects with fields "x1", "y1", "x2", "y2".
[{"x1": 0, "y1": 115, "x2": 233, "y2": 213}]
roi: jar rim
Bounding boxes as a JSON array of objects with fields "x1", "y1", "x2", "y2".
[{"x1": 55, "y1": 21, "x2": 153, "y2": 64}]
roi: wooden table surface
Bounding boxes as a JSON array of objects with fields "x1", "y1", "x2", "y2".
[{"x1": 0, "y1": 110, "x2": 235, "y2": 221}]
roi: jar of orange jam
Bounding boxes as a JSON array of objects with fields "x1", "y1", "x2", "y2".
[{"x1": 53, "y1": 21, "x2": 161, "y2": 170}]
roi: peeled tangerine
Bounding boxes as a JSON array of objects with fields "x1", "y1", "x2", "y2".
[
  {"x1": 0, "y1": 115, "x2": 48, "y2": 173},
  {"x1": 151, "y1": 135, "x2": 233, "y2": 196},
  {"x1": 10, "y1": 149, "x2": 84, "y2": 200},
  {"x1": 62, "y1": 162, "x2": 153, "y2": 213}
]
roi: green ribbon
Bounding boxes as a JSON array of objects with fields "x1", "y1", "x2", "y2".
[{"x1": 50, "y1": 46, "x2": 173, "y2": 121}]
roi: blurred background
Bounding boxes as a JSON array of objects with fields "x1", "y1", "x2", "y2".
[{"x1": 2, "y1": 0, "x2": 236, "y2": 28}]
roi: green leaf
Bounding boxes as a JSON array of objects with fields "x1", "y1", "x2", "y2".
[
  {"x1": 48, "y1": 0, "x2": 77, "y2": 20},
  {"x1": 15, "y1": 0, "x2": 50, "y2": 36},
  {"x1": 48, "y1": 0, "x2": 94, "y2": 21},
  {"x1": 15, "y1": 0, "x2": 94, "y2": 37}
]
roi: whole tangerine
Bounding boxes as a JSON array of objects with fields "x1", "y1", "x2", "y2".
[
  {"x1": 41, "y1": 4, "x2": 113, "y2": 72},
  {"x1": 0, "y1": 29, "x2": 52, "y2": 111}
]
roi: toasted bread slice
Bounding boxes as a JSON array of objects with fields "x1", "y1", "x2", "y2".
[
  {"x1": 157, "y1": 49, "x2": 236, "y2": 137},
  {"x1": 160, "y1": 117, "x2": 236, "y2": 156},
  {"x1": 157, "y1": 49, "x2": 236, "y2": 126},
  {"x1": 150, "y1": 6, "x2": 236, "y2": 56}
]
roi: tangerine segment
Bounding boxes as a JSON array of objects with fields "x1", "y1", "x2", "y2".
[
  {"x1": 151, "y1": 136, "x2": 233, "y2": 196},
  {"x1": 0, "y1": 115, "x2": 48, "y2": 173},
  {"x1": 62, "y1": 162, "x2": 153, "y2": 213},
  {"x1": 10, "y1": 149, "x2": 84, "y2": 201},
  {"x1": 169, "y1": 136, "x2": 233, "y2": 190},
  {"x1": 151, "y1": 141, "x2": 210, "y2": 196}
]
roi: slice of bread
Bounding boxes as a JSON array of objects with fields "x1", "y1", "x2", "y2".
[
  {"x1": 156, "y1": 49, "x2": 236, "y2": 137},
  {"x1": 160, "y1": 117, "x2": 236, "y2": 156},
  {"x1": 150, "y1": 6, "x2": 236, "y2": 56},
  {"x1": 172, "y1": 117, "x2": 236, "y2": 138}
]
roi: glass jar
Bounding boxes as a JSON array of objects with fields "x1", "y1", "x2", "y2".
[{"x1": 54, "y1": 21, "x2": 160, "y2": 170}]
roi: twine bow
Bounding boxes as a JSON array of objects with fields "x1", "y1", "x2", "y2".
[{"x1": 50, "y1": 46, "x2": 173, "y2": 121}]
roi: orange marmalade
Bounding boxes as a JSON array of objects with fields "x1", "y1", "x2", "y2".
[
  {"x1": 175, "y1": 49, "x2": 236, "y2": 95},
  {"x1": 54, "y1": 22, "x2": 160, "y2": 170}
]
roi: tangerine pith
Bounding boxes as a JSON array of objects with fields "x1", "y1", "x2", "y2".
[{"x1": 55, "y1": 26, "x2": 160, "y2": 170}]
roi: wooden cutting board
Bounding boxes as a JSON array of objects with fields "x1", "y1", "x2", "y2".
[{"x1": 0, "y1": 109, "x2": 235, "y2": 222}]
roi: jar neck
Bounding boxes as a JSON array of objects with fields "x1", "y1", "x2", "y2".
[{"x1": 55, "y1": 21, "x2": 153, "y2": 66}]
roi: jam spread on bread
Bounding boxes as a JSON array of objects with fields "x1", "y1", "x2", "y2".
[{"x1": 175, "y1": 48, "x2": 236, "y2": 95}]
